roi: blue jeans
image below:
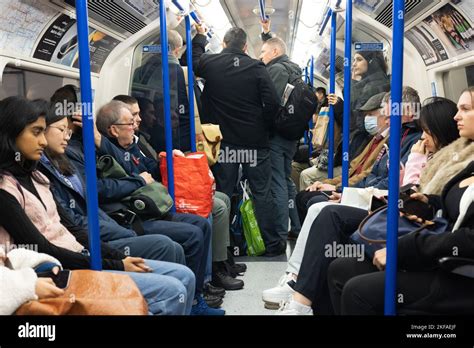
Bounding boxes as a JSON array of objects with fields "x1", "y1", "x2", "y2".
[
  {"x1": 107, "y1": 235, "x2": 186, "y2": 265},
  {"x1": 108, "y1": 259, "x2": 195, "y2": 315},
  {"x1": 141, "y1": 213, "x2": 211, "y2": 295},
  {"x1": 270, "y1": 135, "x2": 301, "y2": 239}
]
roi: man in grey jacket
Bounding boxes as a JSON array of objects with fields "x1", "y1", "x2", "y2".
[{"x1": 259, "y1": 20, "x2": 302, "y2": 241}]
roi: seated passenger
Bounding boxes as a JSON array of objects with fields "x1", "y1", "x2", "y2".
[
  {"x1": 0, "y1": 96, "x2": 195, "y2": 315},
  {"x1": 402, "y1": 97, "x2": 460, "y2": 188},
  {"x1": 269, "y1": 93, "x2": 468, "y2": 314},
  {"x1": 85, "y1": 100, "x2": 222, "y2": 315},
  {"x1": 349, "y1": 50, "x2": 391, "y2": 158},
  {"x1": 0, "y1": 247, "x2": 64, "y2": 315},
  {"x1": 327, "y1": 87, "x2": 474, "y2": 315},
  {"x1": 295, "y1": 87, "x2": 422, "y2": 222},
  {"x1": 39, "y1": 98, "x2": 186, "y2": 264},
  {"x1": 296, "y1": 92, "x2": 389, "y2": 222},
  {"x1": 297, "y1": 93, "x2": 345, "y2": 191},
  {"x1": 112, "y1": 94, "x2": 245, "y2": 293}
]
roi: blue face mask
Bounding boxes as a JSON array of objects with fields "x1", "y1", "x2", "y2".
[{"x1": 364, "y1": 115, "x2": 379, "y2": 135}]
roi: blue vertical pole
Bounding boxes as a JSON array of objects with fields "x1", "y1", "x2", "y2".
[
  {"x1": 328, "y1": 11, "x2": 337, "y2": 179},
  {"x1": 75, "y1": 0, "x2": 102, "y2": 270},
  {"x1": 160, "y1": 0, "x2": 176, "y2": 210},
  {"x1": 309, "y1": 56, "x2": 315, "y2": 156},
  {"x1": 341, "y1": 0, "x2": 352, "y2": 188},
  {"x1": 385, "y1": 0, "x2": 405, "y2": 316},
  {"x1": 304, "y1": 66, "x2": 309, "y2": 145},
  {"x1": 185, "y1": 16, "x2": 197, "y2": 152},
  {"x1": 259, "y1": 0, "x2": 267, "y2": 21}
]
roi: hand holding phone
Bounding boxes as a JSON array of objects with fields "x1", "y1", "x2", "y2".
[{"x1": 37, "y1": 270, "x2": 71, "y2": 289}]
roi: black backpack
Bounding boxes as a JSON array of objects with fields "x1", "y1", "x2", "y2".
[{"x1": 274, "y1": 62, "x2": 318, "y2": 141}]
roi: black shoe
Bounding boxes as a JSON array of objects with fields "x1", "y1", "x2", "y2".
[
  {"x1": 232, "y1": 263, "x2": 247, "y2": 274},
  {"x1": 204, "y1": 283, "x2": 226, "y2": 297},
  {"x1": 287, "y1": 230, "x2": 299, "y2": 241},
  {"x1": 211, "y1": 271, "x2": 244, "y2": 290},
  {"x1": 264, "y1": 240, "x2": 287, "y2": 257},
  {"x1": 203, "y1": 293, "x2": 223, "y2": 308}
]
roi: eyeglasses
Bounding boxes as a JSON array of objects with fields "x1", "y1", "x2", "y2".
[
  {"x1": 112, "y1": 122, "x2": 135, "y2": 127},
  {"x1": 49, "y1": 126, "x2": 72, "y2": 139}
]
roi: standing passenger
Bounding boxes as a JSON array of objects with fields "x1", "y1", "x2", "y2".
[
  {"x1": 259, "y1": 32, "x2": 302, "y2": 241},
  {"x1": 192, "y1": 26, "x2": 286, "y2": 256}
]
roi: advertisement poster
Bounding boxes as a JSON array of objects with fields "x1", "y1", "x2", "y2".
[
  {"x1": 407, "y1": 2, "x2": 473, "y2": 66},
  {"x1": 33, "y1": 14, "x2": 76, "y2": 62},
  {"x1": 452, "y1": 0, "x2": 474, "y2": 24},
  {"x1": 406, "y1": 25, "x2": 449, "y2": 66},
  {"x1": 34, "y1": 15, "x2": 120, "y2": 74}
]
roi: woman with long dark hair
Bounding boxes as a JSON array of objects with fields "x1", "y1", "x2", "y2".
[
  {"x1": 328, "y1": 87, "x2": 474, "y2": 315},
  {"x1": 0, "y1": 96, "x2": 195, "y2": 315}
]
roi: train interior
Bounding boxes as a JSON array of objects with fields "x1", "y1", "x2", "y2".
[{"x1": 0, "y1": 0, "x2": 473, "y2": 316}]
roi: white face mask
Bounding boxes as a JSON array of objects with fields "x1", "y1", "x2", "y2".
[{"x1": 364, "y1": 115, "x2": 379, "y2": 135}]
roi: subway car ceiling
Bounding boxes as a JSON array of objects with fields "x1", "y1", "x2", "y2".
[{"x1": 0, "y1": 0, "x2": 473, "y2": 107}]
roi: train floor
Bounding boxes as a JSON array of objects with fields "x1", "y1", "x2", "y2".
[{"x1": 221, "y1": 240, "x2": 295, "y2": 315}]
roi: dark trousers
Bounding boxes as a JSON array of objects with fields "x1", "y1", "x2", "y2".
[
  {"x1": 327, "y1": 257, "x2": 474, "y2": 315},
  {"x1": 293, "y1": 205, "x2": 368, "y2": 314},
  {"x1": 212, "y1": 143, "x2": 283, "y2": 252},
  {"x1": 296, "y1": 190, "x2": 329, "y2": 223},
  {"x1": 141, "y1": 213, "x2": 211, "y2": 295}
]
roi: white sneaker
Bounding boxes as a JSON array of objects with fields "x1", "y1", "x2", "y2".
[
  {"x1": 276, "y1": 300, "x2": 313, "y2": 316},
  {"x1": 262, "y1": 273, "x2": 295, "y2": 309}
]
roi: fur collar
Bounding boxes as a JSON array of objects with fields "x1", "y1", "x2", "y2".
[{"x1": 420, "y1": 138, "x2": 474, "y2": 195}]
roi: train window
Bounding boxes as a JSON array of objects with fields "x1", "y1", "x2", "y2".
[
  {"x1": 0, "y1": 66, "x2": 78, "y2": 101},
  {"x1": 443, "y1": 64, "x2": 473, "y2": 101},
  {"x1": 130, "y1": 34, "x2": 185, "y2": 153}
]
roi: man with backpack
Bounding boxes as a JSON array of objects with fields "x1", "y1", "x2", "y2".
[
  {"x1": 192, "y1": 26, "x2": 286, "y2": 256},
  {"x1": 259, "y1": 20, "x2": 318, "y2": 242}
]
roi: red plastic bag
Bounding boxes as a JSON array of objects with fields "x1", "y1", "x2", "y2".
[{"x1": 159, "y1": 152, "x2": 215, "y2": 217}]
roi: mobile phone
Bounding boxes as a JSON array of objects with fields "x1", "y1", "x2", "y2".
[
  {"x1": 53, "y1": 270, "x2": 71, "y2": 289},
  {"x1": 399, "y1": 198, "x2": 433, "y2": 221},
  {"x1": 320, "y1": 191, "x2": 332, "y2": 199},
  {"x1": 37, "y1": 270, "x2": 71, "y2": 289}
]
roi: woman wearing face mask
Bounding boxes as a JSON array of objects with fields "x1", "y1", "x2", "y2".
[
  {"x1": 271, "y1": 91, "x2": 467, "y2": 315},
  {"x1": 349, "y1": 51, "x2": 391, "y2": 160},
  {"x1": 402, "y1": 97, "x2": 460, "y2": 187},
  {"x1": 328, "y1": 87, "x2": 474, "y2": 315}
]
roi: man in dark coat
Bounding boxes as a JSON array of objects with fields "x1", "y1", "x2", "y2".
[{"x1": 192, "y1": 26, "x2": 285, "y2": 255}]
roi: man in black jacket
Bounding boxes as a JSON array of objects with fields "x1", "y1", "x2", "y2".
[{"x1": 193, "y1": 26, "x2": 285, "y2": 255}]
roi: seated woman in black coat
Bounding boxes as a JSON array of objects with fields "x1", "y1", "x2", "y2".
[{"x1": 328, "y1": 87, "x2": 474, "y2": 315}]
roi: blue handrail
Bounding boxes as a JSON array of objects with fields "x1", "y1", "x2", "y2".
[
  {"x1": 259, "y1": 0, "x2": 267, "y2": 21},
  {"x1": 319, "y1": 9, "x2": 333, "y2": 36},
  {"x1": 341, "y1": 0, "x2": 352, "y2": 188},
  {"x1": 75, "y1": 0, "x2": 102, "y2": 270},
  {"x1": 160, "y1": 0, "x2": 176, "y2": 210},
  {"x1": 308, "y1": 56, "x2": 315, "y2": 156},
  {"x1": 304, "y1": 66, "x2": 309, "y2": 145},
  {"x1": 185, "y1": 15, "x2": 197, "y2": 152},
  {"x1": 385, "y1": 0, "x2": 405, "y2": 316},
  {"x1": 327, "y1": 11, "x2": 337, "y2": 179},
  {"x1": 189, "y1": 11, "x2": 213, "y2": 39}
]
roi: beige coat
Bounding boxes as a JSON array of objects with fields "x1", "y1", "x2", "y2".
[{"x1": 420, "y1": 138, "x2": 474, "y2": 195}]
